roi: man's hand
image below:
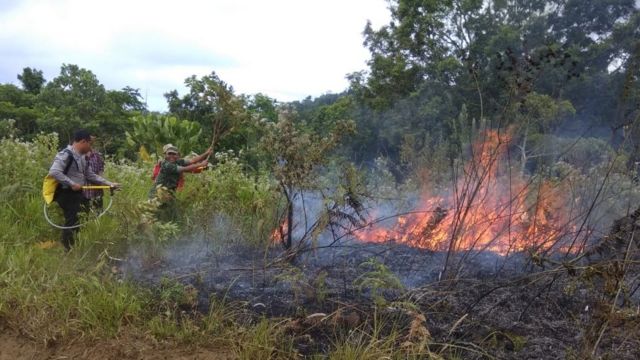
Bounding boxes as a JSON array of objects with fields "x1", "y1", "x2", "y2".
[
  {"x1": 71, "y1": 183, "x2": 82, "y2": 191},
  {"x1": 110, "y1": 183, "x2": 122, "y2": 190},
  {"x1": 197, "y1": 160, "x2": 209, "y2": 168}
]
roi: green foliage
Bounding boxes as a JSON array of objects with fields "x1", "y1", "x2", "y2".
[
  {"x1": 313, "y1": 270, "x2": 329, "y2": 305},
  {"x1": 232, "y1": 318, "x2": 290, "y2": 360},
  {"x1": 260, "y1": 108, "x2": 355, "y2": 248},
  {"x1": 261, "y1": 108, "x2": 354, "y2": 190},
  {"x1": 343, "y1": 0, "x2": 638, "y2": 167},
  {"x1": 551, "y1": 151, "x2": 640, "y2": 235},
  {"x1": 17, "y1": 67, "x2": 46, "y2": 95},
  {"x1": 324, "y1": 330, "x2": 398, "y2": 360},
  {"x1": 400, "y1": 131, "x2": 451, "y2": 186},
  {"x1": 107, "y1": 86, "x2": 146, "y2": 112},
  {"x1": 0, "y1": 119, "x2": 18, "y2": 139},
  {"x1": 354, "y1": 259, "x2": 404, "y2": 307},
  {"x1": 246, "y1": 92, "x2": 279, "y2": 122},
  {"x1": 509, "y1": 92, "x2": 577, "y2": 173},
  {"x1": 38, "y1": 64, "x2": 109, "y2": 119},
  {"x1": 482, "y1": 330, "x2": 527, "y2": 353},
  {"x1": 361, "y1": 0, "x2": 635, "y2": 110},
  {"x1": 0, "y1": 4, "x2": 637, "y2": 355},
  {"x1": 35, "y1": 64, "x2": 145, "y2": 153},
  {"x1": 0, "y1": 132, "x2": 59, "y2": 244},
  {"x1": 331, "y1": 162, "x2": 369, "y2": 215},
  {"x1": 165, "y1": 71, "x2": 253, "y2": 153},
  {"x1": 178, "y1": 151, "x2": 279, "y2": 244},
  {"x1": 294, "y1": 93, "x2": 354, "y2": 137},
  {"x1": 274, "y1": 265, "x2": 307, "y2": 303},
  {"x1": 553, "y1": 137, "x2": 615, "y2": 172},
  {"x1": 157, "y1": 277, "x2": 199, "y2": 313},
  {"x1": 511, "y1": 92, "x2": 576, "y2": 133},
  {"x1": 0, "y1": 243, "x2": 147, "y2": 340},
  {"x1": 0, "y1": 133, "x2": 284, "y2": 350},
  {"x1": 125, "y1": 114, "x2": 202, "y2": 156},
  {"x1": 0, "y1": 83, "x2": 42, "y2": 138}
]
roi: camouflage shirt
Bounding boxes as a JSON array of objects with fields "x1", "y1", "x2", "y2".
[{"x1": 154, "y1": 159, "x2": 188, "y2": 190}]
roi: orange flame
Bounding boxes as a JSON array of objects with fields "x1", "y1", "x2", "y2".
[
  {"x1": 270, "y1": 217, "x2": 289, "y2": 246},
  {"x1": 354, "y1": 130, "x2": 573, "y2": 256}
]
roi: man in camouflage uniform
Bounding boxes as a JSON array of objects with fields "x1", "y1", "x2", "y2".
[{"x1": 149, "y1": 144, "x2": 211, "y2": 221}]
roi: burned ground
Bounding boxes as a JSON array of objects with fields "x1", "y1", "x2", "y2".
[{"x1": 119, "y1": 209, "x2": 640, "y2": 360}]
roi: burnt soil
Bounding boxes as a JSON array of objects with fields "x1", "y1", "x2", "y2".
[{"x1": 119, "y1": 237, "x2": 640, "y2": 359}]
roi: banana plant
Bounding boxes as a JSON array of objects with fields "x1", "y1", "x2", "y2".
[{"x1": 126, "y1": 114, "x2": 202, "y2": 157}]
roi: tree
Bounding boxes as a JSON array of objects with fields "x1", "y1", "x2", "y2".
[
  {"x1": 293, "y1": 93, "x2": 353, "y2": 137},
  {"x1": 344, "y1": 0, "x2": 638, "y2": 165},
  {"x1": 37, "y1": 64, "x2": 138, "y2": 152},
  {"x1": 360, "y1": 0, "x2": 636, "y2": 113},
  {"x1": 39, "y1": 64, "x2": 108, "y2": 121},
  {"x1": 108, "y1": 86, "x2": 146, "y2": 112},
  {"x1": 509, "y1": 92, "x2": 576, "y2": 174},
  {"x1": 17, "y1": 67, "x2": 45, "y2": 95},
  {"x1": 260, "y1": 108, "x2": 355, "y2": 249},
  {"x1": 246, "y1": 93, "x2": 278, "y2": 123},
  {"x1": 0, "y1": 84, "x2": 42, "y2": 138},
  {"x1": 165, "y1": 71, "x2": 252, "y2": 154}
]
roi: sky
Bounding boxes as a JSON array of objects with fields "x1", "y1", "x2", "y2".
[{"x1": 0, "y1": 0, "x2": 390, "y2": 111}]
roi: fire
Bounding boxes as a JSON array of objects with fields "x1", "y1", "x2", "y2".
[
  {"x1": 354, "y1": 130, "x2": 572, "y2": 256},
  {"x1": 270, "y1": 217, "x2": 289, "y2": 245}
]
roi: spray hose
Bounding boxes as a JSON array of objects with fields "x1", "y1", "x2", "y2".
[{"x1": 43, "y1": 186, "x2": 115, "y2": 230}]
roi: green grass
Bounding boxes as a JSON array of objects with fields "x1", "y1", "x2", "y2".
[
  {"x1": 0, "y1": 243, "x2": 145, "y2": 341},
  {"x1": 324, "y1": 330, "x2": 399, "y2": 359}
]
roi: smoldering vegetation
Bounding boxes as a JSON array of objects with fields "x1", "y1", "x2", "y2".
[{"x1": 119, "y1": 136, "x2": 640, "y2": 358}]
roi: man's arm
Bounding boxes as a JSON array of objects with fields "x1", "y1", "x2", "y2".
[
  {"x1": 188, "y1": 147, "x2": 213, "y2": 164},
  {"x1": 178, "y1": 160, "x2": 209, "y2": 173},
  {"x1": 48, "y1": 152, "x2": 77, "y2": 188}
]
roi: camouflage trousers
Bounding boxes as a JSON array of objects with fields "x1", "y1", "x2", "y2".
[{"x1": 148, "y1": 185, "x2": 178, "y2": 222}]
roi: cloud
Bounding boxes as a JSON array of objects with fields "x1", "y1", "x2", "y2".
[
  {"x1": 0, "y1": 0, "x2": 390, "y2": 111},
  {"x1": 110, "y1": 34, "x2": 237, "y2": 68}
]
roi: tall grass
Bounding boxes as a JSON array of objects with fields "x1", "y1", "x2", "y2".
[
  {"x1": 0, "y1": 242, "x2": 146, "y2": 342},
  {"x1": 0, "y1": 132, "x2": 282, "y2": 349}
]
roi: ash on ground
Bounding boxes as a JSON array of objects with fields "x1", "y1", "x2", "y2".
[
  {"x1": 121, "y1": 235, "x2": 523, "y2": 315},
  {"x1": 117, "y1": 210, "x2": 640, "y2": 359}
]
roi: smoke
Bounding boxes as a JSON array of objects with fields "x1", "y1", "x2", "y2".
[{"x1": 118, "y1": 128, "x2": 640, "y2": 313}]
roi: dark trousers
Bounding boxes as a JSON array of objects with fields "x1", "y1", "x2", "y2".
[{"x1": 54, "y1": 188, "x2": 89, "y2": 250}]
